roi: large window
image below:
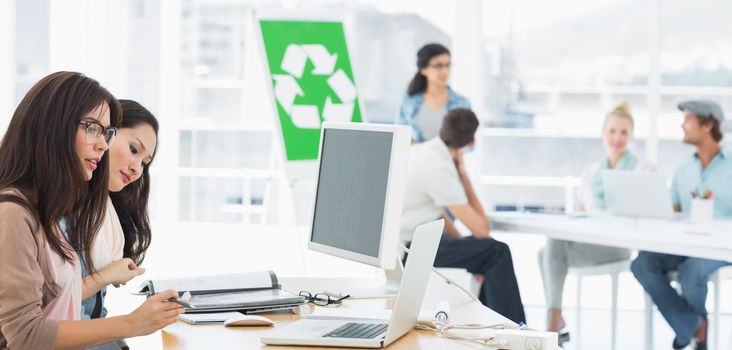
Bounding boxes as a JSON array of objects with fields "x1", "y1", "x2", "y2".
[
  {"x1": 4, "y1": 0, "x2": 732, "y2": 248},
  {"x1": 475, "y1": 0, "x2": 732, "y2": 213},
  {"x1": 176, "y1": 2, "x2": 278, "y2": 223}
]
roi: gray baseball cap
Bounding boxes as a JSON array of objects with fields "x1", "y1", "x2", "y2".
[{"x1": 677, "y1": 99, "x2": 725, "y2": 125}]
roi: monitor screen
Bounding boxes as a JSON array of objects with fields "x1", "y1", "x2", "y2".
[{"x1": 310, "y1": 128, "x2": 393, "y2": 258}]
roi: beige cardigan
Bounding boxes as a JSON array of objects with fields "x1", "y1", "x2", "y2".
[{"x1": 0, "y1": 189, "x2": 60, "y2": 349}]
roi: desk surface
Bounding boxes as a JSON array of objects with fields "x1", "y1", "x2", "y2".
[
  {"x1": 491, "y1": 211, "x2": 732, "y2": 261},
  {"x1": 163, "y1": 302, "x2": 463, "y2": 350},
  {"x1": 162, "y1": 276, "x2": 520, "y2": 350}
]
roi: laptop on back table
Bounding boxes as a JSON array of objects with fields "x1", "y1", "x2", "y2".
[{"x1": 602, "y1": 171, "x2": 674, "y2": 219}]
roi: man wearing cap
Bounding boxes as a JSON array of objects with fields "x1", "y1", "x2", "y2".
[{"x1": 631, "y1": 100, "x2": 732, "y2": 350}]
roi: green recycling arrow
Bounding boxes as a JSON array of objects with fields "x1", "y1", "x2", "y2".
[{"x1": 273, "y1": 43, "x2": 356, "y2": 129}]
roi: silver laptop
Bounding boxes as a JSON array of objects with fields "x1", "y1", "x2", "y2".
[
  {"x1": 602, "y1": 171, "x2": 674, "y2": 219},
  {"x1": 261, "y1": 220, "x2": 444, "y2": 348}
]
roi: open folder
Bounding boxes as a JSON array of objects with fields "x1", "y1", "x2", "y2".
[{"x1": 137, "y1": 271, "x2": 305, "y2": 313}]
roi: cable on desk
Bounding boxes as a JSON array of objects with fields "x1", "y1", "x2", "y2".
[
  {"x1": 399, "y1": 244, "x2": 479, "y2": 302},
  {"x1": 415, "y1": 319, "x2": 518, "y2": 347}
]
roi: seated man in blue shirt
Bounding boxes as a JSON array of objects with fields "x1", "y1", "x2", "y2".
[
  {"x1": 400, "y1": 108, "x2": 525, "y2": 324},
  {"x1": 631, "y1": 100, "x2": 731, "y2": 350}
]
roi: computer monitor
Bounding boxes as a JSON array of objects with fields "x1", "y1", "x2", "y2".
[{"x1": 307, "y1": 122, "x2": 411, "y2": 270}]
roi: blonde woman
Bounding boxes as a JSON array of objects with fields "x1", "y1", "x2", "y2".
[{"x1": 538, "y1": 102, "x2": 648, "y2": 344}]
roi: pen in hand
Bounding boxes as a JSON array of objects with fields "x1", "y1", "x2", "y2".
[{"x1": 167, "y1": 291, "x2": 195, "y2": 309}]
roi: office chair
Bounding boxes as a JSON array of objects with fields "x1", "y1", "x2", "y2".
[{"x1": 569, "y1": 259, "x2": 629, "y2": 350}]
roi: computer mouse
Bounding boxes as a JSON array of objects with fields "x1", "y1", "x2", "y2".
[{"x1": 223, "y1": 315, "x2": 274, "y2": 327}]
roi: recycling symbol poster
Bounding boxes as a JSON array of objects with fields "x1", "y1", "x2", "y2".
[{"x1": 257, "y1": 16, "x2": 364, "y2": 162}]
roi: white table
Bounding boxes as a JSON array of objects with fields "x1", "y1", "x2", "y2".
[
  {"x1": 491, "y1": 211, "x2": 732, "y2": 261},
  {"x1": 491, "y1": 211, "x2": 732, "y2": 350}
]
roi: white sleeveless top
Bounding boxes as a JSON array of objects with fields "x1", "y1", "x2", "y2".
[{"x1": 90, "y1": 196, "x2": 125, "y2": 270}]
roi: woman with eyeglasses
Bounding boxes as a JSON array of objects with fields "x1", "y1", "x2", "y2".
[
  {"x1": 0, "y1": 72, "x2": 181, "y2": 349},
  {"x1": 78, "y1": 100, "x2": 159, "y2": 350},
  {"x1": 398, "y1": 43, "x2": 470, "y2": 142}
]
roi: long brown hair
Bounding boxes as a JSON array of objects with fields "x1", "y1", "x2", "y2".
[
  {"x1": 0, "y1": 71, "x2": 122, "y2": 264},
  {"x1": 110, "y1": 100, "x2": 159, "y2": 265}
]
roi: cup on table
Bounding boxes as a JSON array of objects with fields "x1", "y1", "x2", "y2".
[{"x1": 690, "y1": 198, "x2": 714, "y2": 222}]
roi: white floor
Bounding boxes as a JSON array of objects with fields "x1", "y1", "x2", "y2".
[{"x1": 523, "y1": 306, "x2": 731, "y2": 350}]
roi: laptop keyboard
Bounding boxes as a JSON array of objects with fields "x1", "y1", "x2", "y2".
[{"x1": 323, "y1": 322, "x2": 388, "y2": 339}]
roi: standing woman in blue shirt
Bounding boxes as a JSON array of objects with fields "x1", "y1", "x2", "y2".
[
  {"x1": 538, "y1": 102, "x2": 648, "y2": 344},
  {"x1": 398, "y1": 43, "x2": 470, "y2": 142}
]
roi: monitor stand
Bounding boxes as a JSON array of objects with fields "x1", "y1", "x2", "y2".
[
  {"x1": 381, "y1": 261, "x2": 403, "y2": 294},
  {"x1": 326, "y1": 257, "x2": 404, "y2": 299}
]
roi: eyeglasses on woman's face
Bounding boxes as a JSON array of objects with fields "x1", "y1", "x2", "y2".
[
  {"x1": 427, "y1": 62, "x2": 451, "y2": 70},
  {"x1": 79, "y1": 119, "x2": 117, "y2": 147}
]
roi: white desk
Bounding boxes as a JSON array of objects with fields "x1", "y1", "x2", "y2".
[
  {"x1": 120, "y1": 222, "x2": 552, "y2": 349},
  {"x1": 491, "y1": 211, "x2": 732, "y2": 261},
  {"x1": 160, "y1": 274, "x2": 533, "y2": 349}
]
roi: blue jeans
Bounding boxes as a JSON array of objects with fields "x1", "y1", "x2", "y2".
[
  {"x1": 631, "y1": 251, "x2": 729, "y2": 344},
  {"x1": 433, "y1": 236, "x2": 526, "y2": 324}
]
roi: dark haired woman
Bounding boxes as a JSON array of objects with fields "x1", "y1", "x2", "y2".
[
  {"x1": 0, "y1": 72, "x2": 181, "y2": 349},
  {"x1": 79, "y1": 100, "x2": 159, "y2": 349},
  {"x1": 398, "y1": 43, "x2": 470, "y2": 142}
]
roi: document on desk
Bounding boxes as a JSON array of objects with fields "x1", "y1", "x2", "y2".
[
  {"x1": 138, "y1": 271, "x2": 276, "y2": 294},
  {"x1": 136, "y1": 271, "x2": 305, "y2": 313},
  {"x1": 180, "y1": 312, "x2": 244, "y2": 325}
]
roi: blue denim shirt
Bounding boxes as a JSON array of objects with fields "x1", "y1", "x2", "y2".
[
  {"x1": 82, "y1": 259, "x2": 128, "y2": 350},
  {"x1": 80, "y1": 256, "x2": 109, "y2": 319},
  {"x1": 62, "y1": 220, "x2": 126, "y2": 349},
  {"x1": 671, "y1": 147, "x2": 732, "y2": 218},
  {"x1": 57, "y1": 218, "x2": 109, "y2": 319},
  {"x1": 397, "y1": 86, "x2": 471, "y2": 142}
]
